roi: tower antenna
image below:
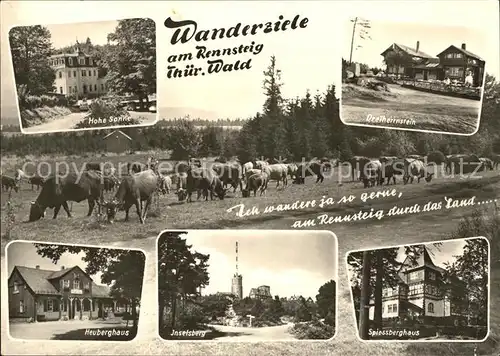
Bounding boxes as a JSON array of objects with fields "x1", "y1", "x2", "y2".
[{"x1": 235, "y1": 241, "x2": 239, "y2": 275}]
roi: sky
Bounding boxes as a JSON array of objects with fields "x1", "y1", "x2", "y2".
[
  {"x1": 175, "y1": 230, "x2": 337, "y2": 300},
  {"x1": 1, "y1": 1, "x2": 498, "y2": 124},
  {"x1": 46, "y1": 20, "x2": 119, "y2": 49},
  {"x1": 394, "y1": 239, "x2": 468, "y2": 268},
  {"x1": 7, "y1": 241, "x2": 108, "y2": 286}
]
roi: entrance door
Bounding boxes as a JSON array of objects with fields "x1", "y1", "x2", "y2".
[{"x1": 71, "y1": 300, "x2": 76, "y2": 319}]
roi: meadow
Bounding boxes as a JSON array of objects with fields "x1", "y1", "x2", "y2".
[
  {"x1": 341, "y1": 83, "x2": 482, "y2": 134},
  {"x1": 1, "y1": 152, "x2": 499, "y2": 356}
]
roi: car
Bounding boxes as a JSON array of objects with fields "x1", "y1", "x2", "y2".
[{"x1": 149, "y1": 101, "x2": 157, "y2": 113}]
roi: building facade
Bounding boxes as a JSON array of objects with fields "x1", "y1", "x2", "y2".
[
  {"x1": 368, "y1": 247, "x2": 467, "y2": 325},
  {"x1": 48, "y1": 42, "x2": 107, "y2": 98},
  {"x1": 381, "y1": 42, "x2": 485, "y2": 87},
  {"x1": 103, "y1": 130, "x2": 133, "y2": 153},
  {"x1": 8, "y1": 265, "x2": 123, "y2": 322},
  {"x1": 249, "y1": 285, "x2": 272, "y2": 300},
  {"x1": 231, "y1": 274, "x2": 243, "y2": 299}
]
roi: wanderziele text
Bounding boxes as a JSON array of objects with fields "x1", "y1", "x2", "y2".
[
  {"x1": 164, "y1": 14, "x2": 309, "y2": 79},
  {"x1": 164, "y1": 15, "x2": 309, "y2": 45}
]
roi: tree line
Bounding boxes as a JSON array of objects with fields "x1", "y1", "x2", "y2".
[
  {"x1": 1, "y1": 56, "x2": 499, "y2": 161},
  {"x1": 157, "y1": 231, "x2": 336, "y2": 340}
]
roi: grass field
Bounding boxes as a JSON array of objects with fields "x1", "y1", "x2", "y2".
[
  {"x1": 1, "y1": 152, "x2": 499, "y2": 355},
  {"x1": 341, "y1": 83, "x2": 482, "y2": 134}
]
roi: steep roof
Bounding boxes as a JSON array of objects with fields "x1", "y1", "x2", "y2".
[
  {"x1": 399, "y1": 246, "x2": 446, "y2": 275},
  {"x1": 381, "y1": 43, "x2": 436, "y2": 59},
  {"x1": 11, "y1": 266, "x2": 112, "y2": 297},
  {"x1": 103, "y1": 130, "x2": 132, "y2": 141},
  {"x1": 437, "y1": 45, "x2": 484, "y2": 61}
]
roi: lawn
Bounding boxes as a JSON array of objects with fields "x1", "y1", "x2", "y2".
[
  {"x1": 1, "y1": 152, "x2": 499, "y2": 355},
  {"x1": 341, "y1": 83, "x2": 482, "y2": 134}
]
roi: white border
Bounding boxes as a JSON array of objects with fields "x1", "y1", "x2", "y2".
[
  {"x1": 344, "y1": 236, "x2": 491, "y2": 343},
  {"x1": 6, "y1": 17, "x2": 159, "y2": 135},
  {"x1": 4, "y1": 239, "x2": 148, "y2": 343},
  {"x1": 155, "y1": 229, "x2": 339, "y2": 343},
  {"x1": 339, "y1": 18, "x2": 488, "y2": 137}
]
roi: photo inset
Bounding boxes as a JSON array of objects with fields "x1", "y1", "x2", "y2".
[
  {"x1": 157, "y1": 230, "x2": 337, "y2": 341},
  {"x1": 347, "y1": 237, "x2": 489, "y2": 341},
  {"x1": 6, "y1": 240, "x2": 146, "y2": 341},
  {"x1": 341, "y1": 19, "x2": 488, "y2": 135},
  {"x1": 8, "y1": 18, "x2": 157, "y2": 134}
]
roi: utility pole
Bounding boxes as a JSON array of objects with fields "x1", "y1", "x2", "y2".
[
  {"x1": 349, "y1": 17, "x2": 358, "y2": 64},
  {"x1": 349, "y1": 17, "x2": 372, "y2": 65}
]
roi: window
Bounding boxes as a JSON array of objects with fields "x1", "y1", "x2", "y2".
[
  {"x1": 429, "y1": 272, "x2": 436, "y2": 280},
  {"x1": 73, "y1": 70, "x2": 77, "y2": 77},
  {"x1": 84, "y1": 282, "x2": 90, "y2": 290},
  {"x1": 89, "y1": 85, "x2": 92, "y2": 92},
  {"x1": 428, "y1": 302, "x2": 434, "y2": 313},
  {"x1": 88, "y1": 70, "x2": 91, "y2": 76},
  {"x1": 82, "y1": 70, "x2": 86, "y2": 77},
  {"x1": 59, "y1": 87, "x2": 63, "y2": 94},
  {"x1": 392, "y1": 304, "x2": 398, "y2": 313},
  {"x1": 94, "y1": 84, "x2": 97, "y2": 91},
  {"x1": 13, "y1": 282, "x2": 19, "y2": 294},
  {"x1": 73, "y1": 279, "x2": 80, "y2": 290},
  {"x1": 68, "y1": 58, "x2": 73, "y2": 65},
  {"x1": 68, "y1": 71, "x2": 72, "y2": 78},
  {"x1": 382, "y1": 289, "x2": 388, "y2": 297},
  {"x1": 79, "y1": 58, "x2": 85, "y2": 65},
  {"x1": 59, "y1": 71, "x2": 62, "y2": 79},
  {"x1": 63, "y1": 280, "x2": 70, "y2": 288},
  {"x1": 445, "y1": 53, "x2": 463, "y2": 59},
  {"x1": 47, "y1": 299, "x2": 54, "y2": 312},
  {"x1": 89, "y1": 58, "x2": 93, "y2": 66},
  {"x1": 409, "y1": 271, "x2": 419, "y2": 281},
  {"x1": 93, "y1": 70, "x2": 97, "y2": 77},
  {"x1": 83, "y1": 85, "x2": 87, "y2": 94},
  {"x1": 19, "y1": 300, "x2": 24, "y2": 313},
  {"x1": 409, "y1": 284, "x2": 424, "y2": 295},
  {"x1": 388, "y1": 304, "x2": 393, "y2": 313}
]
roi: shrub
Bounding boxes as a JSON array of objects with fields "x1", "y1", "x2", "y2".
[
  {"x1": 25, "y1": 95, "x2": 42, "y2": 109},
  {"x1": 2, "y1": 191, "x2": 16, "y2": 239},
  {"x1": 290, "y1": 319, "x2": 335, "y2": 340}
]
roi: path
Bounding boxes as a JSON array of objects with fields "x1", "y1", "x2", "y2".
[
  {"x1": 9, "y1": 317, "x2": 128, "y2": 340},
  {"x1": 207, "y1": 323, "x2": 296, "y2": 341},
  {"x1": 23, "y1": 111, "x2": 157, "y2": 133}
]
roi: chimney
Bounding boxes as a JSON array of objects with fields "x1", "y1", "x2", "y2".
[
  {"x1": 35, "y1": 265, "x2": 40, "y2": 269},
  {"x1": 416, "y1": 41, "x2": 420, "y2": 52},
  {"x1": 461, "y1": 43, "x2": 466, "y2": 50},
  {"x1": 61, "y1": 266, "x2": 65, "y2": 270}
]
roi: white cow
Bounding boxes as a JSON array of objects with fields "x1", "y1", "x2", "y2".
[{"x1": 262, "y1": 164, "x2": 288, "y2": 188}]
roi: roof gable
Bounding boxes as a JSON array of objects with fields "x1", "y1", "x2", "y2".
[
  {"x1": 398, "y1": 246, "x2": 445, "y2": 276},
  {"x1": 381, "y1": 43, "x2": 436, "y2": 59},
  {"x1": 437, "y1": 45, "x2": 484, "y2": 61},
  {"x1": 47, "y1": 265, "x2": 93, "y2": 282},
  {"x1": 103, "y1": 130, "x2": 132, "y2": 141}
]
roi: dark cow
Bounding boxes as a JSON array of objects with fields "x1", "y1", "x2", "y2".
[
  {"x1": 99, "y1": 169, "x2": 159, "y2": 224},
  {"x1": 479, "y1": 157, "x2": 494, "y2": 171},
  {"x1": 84, "y1": 162, "x2": 102, "y2": 172},
  {"x1": 27, "y1": 175, "x2": 45, "y2": 191},
  {"x1": 1, "y1": 175, "x2": 19, "y2": 192},
  {"x1": 445, "y1": 154, "x2": 480, "y2": 174},
  {"x1": 380, "y1": 158, "x2": 407, "y2": 185},
  {"x1": 403, "y1": 160, "x2": 434, "y2": 184},
  {"x1": 186, "y1": 167, "x2": 227, "y2": 202},
  {"x1": 294, "y1": 161, "x2": 326, "y2": 184},
  {"x1": 127, "y1": 162, "x2": 145, "y2": 174},
  {"x1": 212, "y1": 162, "x2": 243, "y2": 193},
  {"x1": 103, "y1": 175, "x2": 120, "y2": 192},
  {"x1": 29, "y1": 171, "x2": 103, "y2": 222},
  {"x1": 348, "y1": 156, "x2": 371, "y2": 181},
  {"x1": 175, "y1": 172, "x2": 188, "y2": 201},
  {"x1": 242, "y1": 172, "x2": 269, "y2": 197}
]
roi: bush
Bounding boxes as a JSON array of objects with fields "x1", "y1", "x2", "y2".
[
  {"x1": 427, "y1": 150, "x2": 446, "y2": 164},
  {"x1": 290, "y1": 319, "x2": 335, "y2": 340},
  {"x1": 25, "y1": 95, "x2": 42, "y2": 109}
]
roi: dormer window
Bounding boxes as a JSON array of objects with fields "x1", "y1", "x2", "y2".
[
  {"x1": 79, "y1": 58, "x2": 85, "y2": 65},
  {"x1": 13, "y1": 282, "x2": 19, "y2": 294},
  {"x1": 68, "y1": 58, "x2": 73, "y2": 66},
  {"x1": 89, "y1": 58, "x2": 93, "y2": 66}
]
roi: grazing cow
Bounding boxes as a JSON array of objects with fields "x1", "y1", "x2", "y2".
[
  {"x1": 380, "y1": 158, "x2": 407, "y2": 185},
  {"x1": 379, "y1": 156, "x2": 399, "y2": 164},
  {"x1": 445, "y1": 154, "x2": 480, "y2": 174},
  {"x1": 28, "y1": 171, "x2": 103, "y2": 222},
  {"x1": 100, "y1": 169, "x2": 159, "y2": 224},
  {"x1": 242, "y1": 161, "x2": 254, "y2": 178},
  {"x1": 242, "y1": 172, "x2": 269, "y2": 197},
  {"x1": 362, "y1": 160, "x2": 383, "y2": 188},
  {"x1": 491, "y1": 154, "x2": 500, "y2": 170},
  {"x1": 212, "y1": 162, "x2": 243, "y2": 193},
  {"x1": 254, "y1": 160, "x2": 269, "y2": 170},
  {"x1": 244, "y1": 168, "x2": 262, "y2": 185},
  {"x1": 286, "y1": 163, "x2": 298, "y2": 178},
  {"x1": 407, "y1": 154, "x2": 424, "y2": 160},
  {"x1": 159, "y1": 174, "x2": 172, "y2": 194},
  {"x1": 127, "y1": 162, "x2": 145, "y2": 174},
  {"x1": 186, "y1": 167, "x2": 227, "y2": 202},
  {"x1": 262, "y1": 164, "x2": 288, "y2": 188},
  {"x1": 175, "y1": 172, "x2": 188, "y2": 201},
  {"x1": 294, "y1": 161, "x2": 326, "y2": 184},
  {"x1": 348, "y1": 156, "x2": 371, "y2": 181},
  {"x1": 479, "y1": 157, "x2": 494, "y2": 171},
  {"x1": 403, "y1": 160, "x2": 434, "y2": 184},
  {"x1": 1, "y1": 175, "x2": 19, "y2": 192},
  {"x1": 84, "y1": 162, "x2": 102, "y2": 172},
  {"x1": 27, "y1": 175, "x2": 45, "y2": 191}
]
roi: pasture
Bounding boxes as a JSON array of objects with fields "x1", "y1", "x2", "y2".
[
  {"x1": 1, "y1": 152, "x2": 499, "y2": 356},
  {"x1": 341, "y1": 83, "x2": 481, "y2": 134}
]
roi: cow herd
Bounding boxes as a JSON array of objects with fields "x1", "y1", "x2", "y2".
[{"x1": 1, "y1": 152, "x2": 498, "y2": 225}]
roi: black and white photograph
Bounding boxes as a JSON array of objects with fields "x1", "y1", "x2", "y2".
[
  {"x1": 341, "y1": 18, "x2": 493, "y2": 135},
  {"x1": 5, "y1": 240, "x2": 145, "y2": 341},
  {"x1": 347, "y1": 237, "x2": 490, "y2": 341},
  {"x1": 157, "y1": 230, "x2": 337, "y2": 341},
  {"x1": 8, "y1": 18, "x2": 157, "y2": 134}
]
